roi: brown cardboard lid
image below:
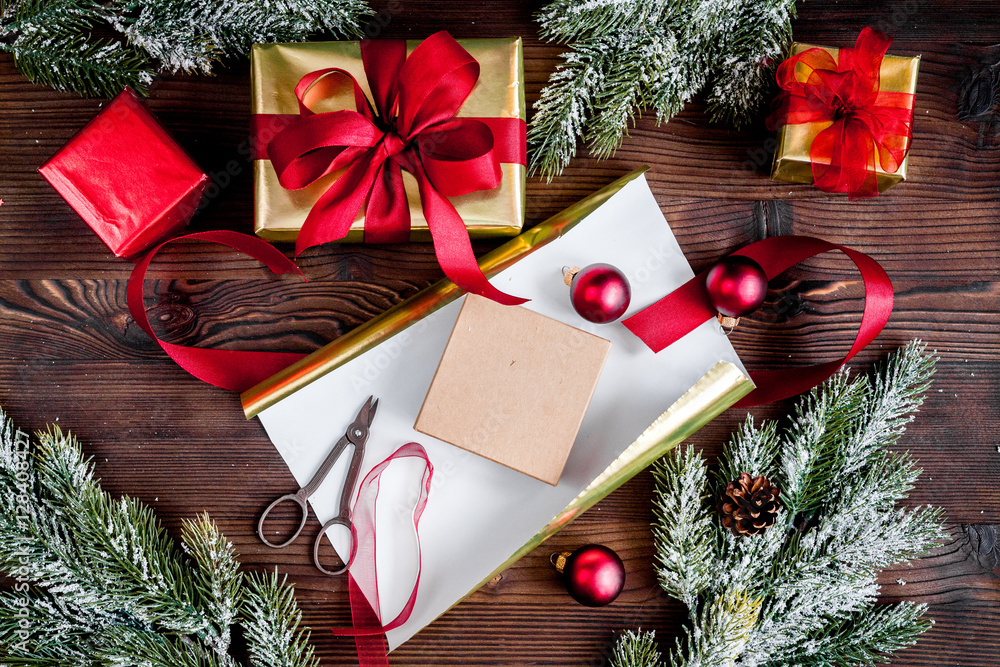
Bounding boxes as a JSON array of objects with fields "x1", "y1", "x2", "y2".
[{"x1": 414, "y1": 295, "x2": 611, "y2": 485}]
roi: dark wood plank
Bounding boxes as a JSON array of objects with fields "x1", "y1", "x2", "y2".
[{"x1": 3, "y1": 268, "x2": 996, "y2": 364}]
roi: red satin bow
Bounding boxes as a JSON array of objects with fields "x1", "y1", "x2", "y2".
[
  {"x1": 267, "y1": 31, "x2": 526, "y2": 305},
  {"x1": 766, "y1": 27, "x2": 915, "y2": 199}
]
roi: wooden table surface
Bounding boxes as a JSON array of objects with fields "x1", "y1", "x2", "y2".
[{"x1": 2, "y1": 1, "x2": 998, "y2": 665}]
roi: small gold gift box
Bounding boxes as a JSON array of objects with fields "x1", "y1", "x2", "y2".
[{"x1": 770, "y1": 42, "x2": 920, "y2": 192}]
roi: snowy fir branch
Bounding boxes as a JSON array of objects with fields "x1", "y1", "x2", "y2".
[
  {"x1": 611, "y1": 341, "x2": 948, "y2": 667},
  {"x1": 242, "y1": 571, "x2": 319, "y2": 667},
  {"x1": 529, "y1": 0, "x2": 799, "y2": 179},
  {"x1": 0, "y1": 0, "x2": 373, "y2": 97},
  {"x1": 0, "y1": 412, "x2": 316, "y2": 666}
]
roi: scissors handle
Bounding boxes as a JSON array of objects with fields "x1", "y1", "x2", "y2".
[
  {"x1": 257, "y1": 491, "x2": 309, "y2": 549},
  {"x1": 314, "y1": 515, "x2": 355, "y2": 576},
  {"x1": 300, "y1": 435, "x2": 350, "y2": 499}
]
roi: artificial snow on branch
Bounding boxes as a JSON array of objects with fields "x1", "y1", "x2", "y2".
[
  {"x1": 612, "y1": 340, "x2": 948, "y2": 667},
  {"x1": 0, "y1": 0, "x2": 373, "y2": 97},
  {"x1": 0, "y1": 412, "x2": 318, "y2": 667},
  {"x1": 528, "y1": 0, "x2": 799, "y2": 179}
]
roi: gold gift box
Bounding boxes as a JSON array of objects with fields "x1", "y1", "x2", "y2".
[
  {"x1": 770, "y1": 43, "x2": 920, "y2": 191},
  {"x1": 251, "y1": 38, "x2": 526, "y2": 243},
  {"x1": 242, "y1": 168, "x2": 753, "y2": 602}
]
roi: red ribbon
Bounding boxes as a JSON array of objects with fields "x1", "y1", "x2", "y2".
[
  {"x1": 766, "y1": 27, "x2": 915, "y2": 200},
  {"x1": 332, "y1": 442, "x2": 434, "y2": 667},
  {"x1": 265, "y1": 31, "x2": 527, "y2": 306},
  {"x1": 126, "y1": 231, "x2": 308, "y2": 392},
  {"x1": 622, "y1": 236, "x2": 894, "y2": 407}
]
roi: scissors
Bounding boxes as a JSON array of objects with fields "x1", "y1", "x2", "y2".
[{"x1": 257, "y1": 395, "x2": 378, "y2": 575}]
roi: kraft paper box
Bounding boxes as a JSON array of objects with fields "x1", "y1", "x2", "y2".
[
  {"x1": 241, "y1": 169, "x2": 753, "y2": 650},
  {"x1": 250, "y1": 38, "x2": 526, "y2": 243},
  {"x1": 415, "y1": 295, "x2": 612, "y2": 485},
  {"x1": 771, "y1": 42, "x2": 920, "y2": 191}
]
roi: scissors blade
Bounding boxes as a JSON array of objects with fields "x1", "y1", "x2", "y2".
[
  {"x1": 345, "y1": 395, "x2": 377, "y2": 447},
  {"x1": 298, "y1": 397, "x2": 377, "y2": 501},
  {"x1": 336, "y1": 396, "x2": 377, "y2": 522}
]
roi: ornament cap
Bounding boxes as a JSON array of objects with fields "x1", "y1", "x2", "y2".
[
  {"x1": 551, "y1": 551, "x2": 572, "y2": 573},
  {"x1": 562, "y1": 266, "x2": 581, "y2": 287},
  {"x1": 717, "y1": 313, "x2": 740, "y2": 333}
]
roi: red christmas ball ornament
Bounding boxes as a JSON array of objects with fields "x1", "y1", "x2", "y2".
[
  {"x1": 705, "y1": 255, "x2": 768, "y2": 318},
  {"x1": 564, "y1": 263, "x2": 631, "y2": 323},
  {"x1": 552, "y1": 544, "x2": 625, "y2": 607}
]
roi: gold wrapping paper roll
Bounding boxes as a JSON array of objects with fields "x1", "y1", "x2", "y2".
[
  {"x1": 770, "y1": 43, "x2": 920, "y2": 191},
  {"x1": 251, "y1": 38, "x2": 526, "y2": 242}
]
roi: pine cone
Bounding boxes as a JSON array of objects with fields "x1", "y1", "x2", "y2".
[{"x1": 718, "y1": 473, "x2": 781, "y2": 537}]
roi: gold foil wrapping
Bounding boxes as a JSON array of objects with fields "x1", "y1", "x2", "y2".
[
  {"x1": 242, "y1": 169, "x2": 754, "y2": 610},
  {"x1": 251, "y1": 38, "x2": 526, "y2": 242},
  {"x1": 770, "y1": 43, "x2": 920, "y2": 191}
]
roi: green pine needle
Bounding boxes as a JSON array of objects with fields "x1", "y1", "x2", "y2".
[
  {"x1": 242, "y1": 571, "x2": 319, "y2": 667},
  {"x1": 3, "y1": 30, "x2": 154, "y2": 98},
  {"x1": 613, "y1": 630, "x2": 662, "y2": 667},
  {"x1": 0, "y1": 0, "x2": 373, "y2": 97},
  {"x1": 0, "y1": 410, "x2": 318, "y2": 665},
  {"x1": 716, "y1": 418, "x2": 781, "y2": 489},
  {"x1": 530, "y1": 0, "x2": 799, "y2": 179},
  {"x1": 651, "y1": 446, "x2": 715, "y2": 610},
  {"x1": 773, "y1": 601, "x2": 932, "y2": 666},
  {"x1": 612, "y1": 340, "x2": 948, "y2": 667}
]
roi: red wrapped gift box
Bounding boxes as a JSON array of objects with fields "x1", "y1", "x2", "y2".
[{"x1": 39, "y1": 88, "x2": 209, "y2": 258}]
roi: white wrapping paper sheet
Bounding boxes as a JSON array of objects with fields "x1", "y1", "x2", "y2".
[{"x1": 256, "y1": 174, "x2": 747, "y2": 649}]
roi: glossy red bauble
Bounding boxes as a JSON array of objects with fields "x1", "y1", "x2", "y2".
[
  {"x1": 568, "y1": 263, "x2": 632, "y2": 323},
  {"x1": 705, "y1": 255, "x2": 768, "y2": 318},
  {"x1": 554, "y1": 544, "x2": 626, "y2": 607}
]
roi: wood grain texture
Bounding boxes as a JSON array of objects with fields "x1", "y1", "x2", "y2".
[{"x1": 1, "y1": 0, "x2": 1000, "y2": 665}]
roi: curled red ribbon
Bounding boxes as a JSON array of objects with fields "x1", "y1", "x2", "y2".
[
  {"x1": 622, "y1": 236, "x2": 894, "y2": 407},
  {"x1": 332, "y1": 442, "x2": 434, "y2": 667},
  {"x1": 267, "y1": 31, "x2": 527, "y2": 306},
  {"x1": 126, "y1": 231, "x2": 308, "y2": 392},
  {"x1": 766, "y1": 27, "x2": 915, "y2": 199}
]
